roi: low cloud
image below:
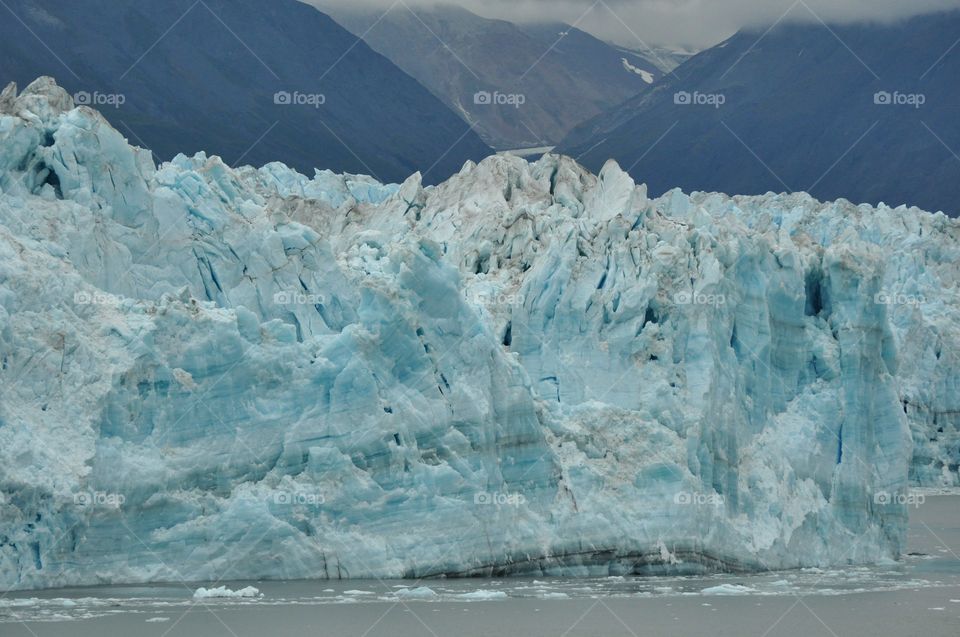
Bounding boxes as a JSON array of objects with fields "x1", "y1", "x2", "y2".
[{"x1": 309, "y1": 0, "x2": 960, "y2": 49}]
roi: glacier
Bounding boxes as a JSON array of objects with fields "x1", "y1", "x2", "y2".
[{"x1": 0, "y1": 77, "x2": 957, "y2": 591}]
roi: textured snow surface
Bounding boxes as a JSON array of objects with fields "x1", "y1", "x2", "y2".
[{"x1": 0, "y1": 78, "x2": 958, "y2": 591}]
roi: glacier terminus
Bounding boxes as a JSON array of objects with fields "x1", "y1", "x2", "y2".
[{"x1": 0, "y1": 78, "x2": 957, "y2": 591}]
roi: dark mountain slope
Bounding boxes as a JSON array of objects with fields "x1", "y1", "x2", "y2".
[
  {"x1": 0, "y1": 0, "x2": 491, "y2": 183},
  {"x1": 559, "y1": 11, "x2": 960, "y2": 215}
]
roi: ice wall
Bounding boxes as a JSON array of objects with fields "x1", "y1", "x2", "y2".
[{"x1": 0, "y1": 78, "x2": 957, "y2": 591}]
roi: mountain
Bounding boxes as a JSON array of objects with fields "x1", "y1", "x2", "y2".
[
  {"x1": 559, "y1": 11, "x2": 960, "y2": 215},
  {"x1": 2, "y1": 79, "x2": 958, "y2": 589},
  {"x1": 317, "y1": 3, "x2": 657, "y2": 149},
  {"x1": 0, "y1": 0, "x2": 491, "y2": 183}
]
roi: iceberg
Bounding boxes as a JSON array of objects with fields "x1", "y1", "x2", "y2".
[
  {"x1": 0, "y1": 78, "x2": 957, "y2": 591},
  {"x1": 700, "y1": 584, "x2": 757, "y2": 595},
  {"x1": 457, "y1": 590, "x2": 509, "y2": 600},
  {"x1": 193, "y1": 585, "x2": 261, "y2": 599},
  {"x1": 395, "y1": 586, "x2": 439, "y2": 600}
]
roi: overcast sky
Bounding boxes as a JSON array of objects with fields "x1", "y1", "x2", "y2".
[{"x1": 314, "y1": 0, "x2": 960, "y2": 49}]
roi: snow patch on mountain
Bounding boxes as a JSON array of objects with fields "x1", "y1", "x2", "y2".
[{"x1": 621, "y1": 58, "x2": 655, "y2": 83}]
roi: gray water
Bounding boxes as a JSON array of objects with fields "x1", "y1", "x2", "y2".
[{"x1": 2, "y1": 495, "x2": 958, "y2": 636}]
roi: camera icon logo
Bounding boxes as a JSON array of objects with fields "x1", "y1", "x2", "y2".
[
  {"x1": 874, "y1": 91, "x2": 892, "y2": 105},
  {"x1": 474, "y1": 91, "x2": 492, "y2": 105},
  {"x1": 274, "y1": 91, "x2": 292, "y2": 105},
  {"x1": 674, "y1": 91, "x2": 692, "y2": 105}
]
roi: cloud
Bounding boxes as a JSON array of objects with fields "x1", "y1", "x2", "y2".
[{"x1": 309, "y1": 0, "x2": 960, "y2": 49}]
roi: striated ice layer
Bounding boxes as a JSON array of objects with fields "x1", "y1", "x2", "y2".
[{"x1": 0, "y1": 78, "x2": 957, "y2": 591}]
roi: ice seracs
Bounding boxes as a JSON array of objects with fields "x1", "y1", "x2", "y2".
[{"x1": 0, "y1": 77, "x2": 957, "y2": 591}]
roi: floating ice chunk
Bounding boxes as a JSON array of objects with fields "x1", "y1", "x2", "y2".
[
  {"x1": 146, "y1": 617, "x2": 171, "y2": 623},
  {"x1": 395, "y1": 586, "x2": 438, "y2": 600},
  {"x1": 701, "y1": 584, "x2": 758, "y2": 596},
  {"x1": 538, "y1": 592, "x2": 570, "y2": 599},
  {"x1": 193, "y1": 586, "x2": 261, "y2": 599},
  {"x1": 3, "y1": 598, "x2": 40, "y2": 607},
  {"x1": 457, "y1": 590, "x2": 509, "y2": 600}
]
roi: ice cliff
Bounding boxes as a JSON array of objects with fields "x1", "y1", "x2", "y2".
[{"x1": 0, "y1": 78, "x2": 957, "y2": 591}]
